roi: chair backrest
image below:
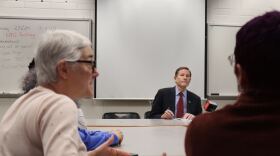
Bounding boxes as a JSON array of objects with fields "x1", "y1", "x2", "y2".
[
  {"x1": 102, "y1": 112, "x2": 141, "y2": 119},
  {"x1": 144, "y1": 111, "x2": 151, "y2": 119}
]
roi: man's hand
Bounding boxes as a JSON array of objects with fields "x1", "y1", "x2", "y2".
[
  {"x1": 161, "y1": 109, "x2": 174, "y2": 120},
  {"x1": 88, "y1": 136, "x2": 130, "y2": 156},
  {"x1": 182, "y1": 113, "x2": 195, "y2": 120}
]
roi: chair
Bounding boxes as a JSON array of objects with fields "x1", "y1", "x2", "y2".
[
  {"x1": 102, "y1": 112, "x2": 141, "y2": 119},
  {"x1": 144, "y1": 111, "x2": 151, "y2": 119},
  {"x1": 144, "y1": 100, "x2": 153, "y2": 119}
]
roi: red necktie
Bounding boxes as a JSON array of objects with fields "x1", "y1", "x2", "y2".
[{"x1": 176, "y1": 92, "x2": 184, "y2": 118}]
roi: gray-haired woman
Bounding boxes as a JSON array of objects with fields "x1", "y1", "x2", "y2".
[{"x1": 0, "y1": 30, "x2": 129, "y2": 156}]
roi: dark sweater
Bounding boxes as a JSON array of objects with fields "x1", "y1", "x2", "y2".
[{"x1": 185, "y1": 95, "x2": 280, "y2": 156}]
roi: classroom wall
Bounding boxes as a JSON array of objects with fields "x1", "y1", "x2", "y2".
[
  {"x1": 208, "y1": 0, "x2": 280, "y2": 26},
  {"x1": 0, "y1": 0, "x2": 94, "y2": 18},
  {"x1": 0, "y1": 97, "x2": 234, "y2": 119},
  {"x1": 1, "y1": 0, "x2": 280, "y2": 119}
]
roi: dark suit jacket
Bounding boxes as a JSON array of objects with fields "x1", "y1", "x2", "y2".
[{"x1": 150, "y1": 87, "x2": 202, "y2": 119}]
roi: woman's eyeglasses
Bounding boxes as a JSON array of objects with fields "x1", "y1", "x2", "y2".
[{"x1": 68, "y1": 60, "x2": 96, "y2": 69}]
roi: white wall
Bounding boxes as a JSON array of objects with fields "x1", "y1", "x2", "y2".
[
  {"x1": 0, "y1": 97, "x2": 233, "y2": 119},
  {"x1": 0, "y1": 0, "x2": 94, "y2": 18},
  {"x1": 208, "y1": 0, "x2": 280, "y2": 26},
  {"x1": 1, "y1": 0, "x2": 280, "y2": 119}
]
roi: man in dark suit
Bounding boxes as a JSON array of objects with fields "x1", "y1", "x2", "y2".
[{"x1": 150, "y1": 66, "x2": 202, "y2": 120}]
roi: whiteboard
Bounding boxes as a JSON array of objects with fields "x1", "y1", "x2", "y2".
[
  {"x1": 96, "y1": 0, "x2": 205, "y2": 99},
  {"x1": 207, "y1": 25, "x2": 241, "y2": 97},
  {"x1": 0, "y1": 17, "x2": 91, "y2": 94}
]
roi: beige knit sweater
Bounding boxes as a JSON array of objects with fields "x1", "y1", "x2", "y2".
[{"x1": 0, "y1": 86, "x2": 87, "y2": 156}]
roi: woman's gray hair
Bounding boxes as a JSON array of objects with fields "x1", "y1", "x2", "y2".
[{"x1": 35, "y1": 30, "x2": 91, "y2": 85}]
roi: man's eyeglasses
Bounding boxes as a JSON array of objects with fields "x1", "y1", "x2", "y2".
[{"x1": 68, "y1": 60, "x2": 96, "y2": 69}]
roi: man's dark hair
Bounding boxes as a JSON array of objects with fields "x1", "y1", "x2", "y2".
[
  {"x1": 234, "y1": 11, "x2": 280, "y2": 94},
  {"x1": 175, "y1": 66, "x2": 191, "y2": 77}
]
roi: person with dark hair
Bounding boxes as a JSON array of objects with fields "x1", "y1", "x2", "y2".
[
  {"x1": 185, "y1": 11, "x2": 280, "y2": 156},
  {"x1": 22, "y1": 58, "x2": 37, "y2": 94},
  {"x1": 0, "y1": 30, "x2": 130, "y2": 156},
  {"x1": 150, "y1": 66, "x2": 202, "y2": 120},
  {"x1": 76, "y1": 102, "x2": 123, "y2": 151}
]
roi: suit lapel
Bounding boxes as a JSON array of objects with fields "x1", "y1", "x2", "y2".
[
  {"x1": 169, "y1": 87, "x2": 176, "y2": 113},
  {"x1": 186, "y1": 91, "x2": 192, "y2": 113}
]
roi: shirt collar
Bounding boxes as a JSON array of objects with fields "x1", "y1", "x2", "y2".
[{"x1": 175, "y1": 86, "x2": 187, "y2": 96}]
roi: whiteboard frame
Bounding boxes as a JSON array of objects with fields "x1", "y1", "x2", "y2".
[
  {"x1": 206, "y1": 24, "x2": 240, "y2": 99},
  {"x1": 0, "y1": 16, "x2": 92, "y2": 97},
  {"x1": 95, "y1": 0, "x2": 206, "y2": 99}
]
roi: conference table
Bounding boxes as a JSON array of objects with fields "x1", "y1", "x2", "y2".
[{"x1": 87, "y1": 119, "x2": 191, "y2": 156}]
